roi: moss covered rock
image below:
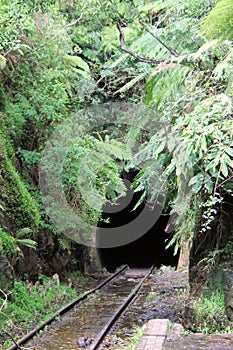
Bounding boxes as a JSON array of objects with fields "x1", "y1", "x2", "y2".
[{"x1": 0, "y1": 254, "x2": 14, "y2": 294}]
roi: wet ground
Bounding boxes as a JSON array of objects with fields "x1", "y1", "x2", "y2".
[
  {"x1": 28, "y1": 268, "x2": 151, "y2": 350},
  {"x1": 100, "y1": 266, "x2": 189, "y2": 349},
  {"x1": 10, "y1": 266, "x2": 232, "y2": 350},
  {"x1": 104, "y1": 267, "x2": 233, "y2": 350}
]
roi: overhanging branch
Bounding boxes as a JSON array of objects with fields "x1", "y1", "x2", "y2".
[
  {"x1": 51, "y1": 14, "x2": 83, "y2": 41},
  {"x1": 117, "y1": 23, "x2": 167, "y2": 64},
  {"x1": 138, "y1": 20, "x2": 179, "y2": 57},
  {"x1": 117, "y1": 22, "x2": 195, "y2": 67}
]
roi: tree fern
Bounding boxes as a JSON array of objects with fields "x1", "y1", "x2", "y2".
[{"x1": 145, "y1": 66, "x2": 190, "y2": 109}]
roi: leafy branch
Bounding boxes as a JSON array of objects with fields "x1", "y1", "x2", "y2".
[
  {"x1": 117, "y1": 22, "x2": 170, "y2": 64},
  {"x1": 138, "y1": 20, "x2": 179, "y2": 57},
  {"x1": 116, "y1": 21, "x2": 196, "y2": 69}
]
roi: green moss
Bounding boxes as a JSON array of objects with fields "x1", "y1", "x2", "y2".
[
  {"x1": 0, "y1": 84, "x2": 6, "y2": 110},
  {"x1": 2, "y1": 157, "x2": 40, "y2": 229},
  {"x1": 200, "y1": 0, "x2": 233, "y2": 40},
  {"x1": 0, "y1": 132, "x2": 40, "y2": 231},
  {"x1": 0, "y1": 228, "x2": 19, "y2": 259}
]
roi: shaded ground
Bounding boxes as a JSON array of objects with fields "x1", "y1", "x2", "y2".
[
  {"x1": 101, "y1": 266, "x2": 189, "y2": 349},
  {"x1": 164, "y1": 333, "x2": 233, "y2": 349},
  {"x1": 142, "y1": 266, "x2": 188, "y2": 322}
]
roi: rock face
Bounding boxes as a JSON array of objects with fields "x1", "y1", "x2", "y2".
[
  {"x1": 0, "y1": 254, "x2": 14, "y2": 294},
  {"x1": 183, "y1": 262, "x2": 233, "y2": 330},
  {"x1": 223, "y1": 266, "x2": 233, "y2": 321},
  {"x1": 183, "y1": 301, "x2": 198, "y2": 331}
]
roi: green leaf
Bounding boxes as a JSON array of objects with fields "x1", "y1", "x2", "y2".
[
  {"x1": 16, "y1": 227, "x2": 33, "y2": 238},
  {"x1": 205, "y1": 158, "x2": 220, "y2": 172},
  {"x1": 0, "y1": 54, "x2": 6, "y2": 70},
  {"x1": 189, "y1": 173, "x2": 205, "y2": 193},
  {"x1": 63, "y1": 55, "x2": 90, "y2": 72},
  {"x1": 16, "y1": 238, "x2": 37, "y2": 250},
  {"x1": 220, "y1": 158, "x2": 229, "y2": 177},
  {"x1": 71, "y1": 67, "x2": 91, "y2": 79},
  {"x1": 192, "y1": 181, "x2": 203, "y2": 194},
  {"x1": 204, "y1": 177, "x2": 214, "y2": 194},
  {"x1": 201, "y1": 136, "x2": 207, "y2": 153},
  {"x1": 223, "y1": 153, "x2": 233, "y2": 167}
]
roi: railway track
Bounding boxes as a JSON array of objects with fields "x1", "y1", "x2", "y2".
[{"x1": 7, "y1": 265, "x2": 155, "y2": 350}]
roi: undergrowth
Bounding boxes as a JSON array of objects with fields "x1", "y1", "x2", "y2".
[
  {"x1": 0, "y1": 275, "x2": 79, "y2": 349},
  {"x1": 194, "y1": 288, "x2": 232, "y2": 334}
]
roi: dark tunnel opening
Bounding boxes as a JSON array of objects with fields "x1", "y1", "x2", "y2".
[{"x1": 97, "y1": 171, "x2": 179, "y2": 271}]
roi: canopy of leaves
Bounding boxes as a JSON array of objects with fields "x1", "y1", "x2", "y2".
[{"x1": 0, "y1": 0, "x2": 232, "y2": 258}]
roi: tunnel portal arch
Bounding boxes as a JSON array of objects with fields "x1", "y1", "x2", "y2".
[{"x1": 97, "y1": 171, "x2": 179, "y2": 271}]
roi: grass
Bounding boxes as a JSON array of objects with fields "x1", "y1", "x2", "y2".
[
  {"x1": 124, "y1": 325, "x2": 145, "y2": 350},
  {"x1": 194, "y1": 288, "x2": 232, "y2": 334},
  {"x1": 0, "y1": 275, "x2": 80, "y2": 349}
]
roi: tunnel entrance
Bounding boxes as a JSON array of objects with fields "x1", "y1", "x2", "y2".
[{"x1": 97, "y1": 172, "x2": 179, "y2": 271}]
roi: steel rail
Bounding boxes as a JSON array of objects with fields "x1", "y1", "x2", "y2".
[
  {"x1": 6, "y1": 265, "x2": 127, "y2": 350},
  {"x1": 89, "y1": 265, "x2": 155, "y2": 350}
]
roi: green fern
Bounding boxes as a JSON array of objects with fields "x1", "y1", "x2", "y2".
[
  {"x1": 145, "y1": 66, "x2": 190, "y2": 108},
  {"x1": 212, "y1": 46, "x2": 233, "y2": 82},
  {"x1": 16, "y1": 238, "x2": 37, "y2": 250},
  {"x1": 58, "y1": 237, "x2": 71, "y2": 253}
]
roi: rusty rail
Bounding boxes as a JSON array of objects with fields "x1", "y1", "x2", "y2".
[
  {"x1": 6, "y1": 265, "x2": 127, "y2": 350},
  {"x1": 89, "y1": 265, "x2": 155, "y2": 350}
]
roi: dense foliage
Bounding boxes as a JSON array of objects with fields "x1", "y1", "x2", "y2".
[{"x1": 0, "y1": 0, "x2": 233, "y2": 347}]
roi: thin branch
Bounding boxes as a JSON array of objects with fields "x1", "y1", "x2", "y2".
[
  {"x1": 117, "y1": 22, "x2": 168, "y2": 64},
  {"x1": 139, "y1": 20, "x2": 179, "y2": 57},
  {"x1": 3, "y1": 330, "x2": 22, "y2": 349},
  {"x1": 216, "y1": 174, "x2": 233, "y2": 189},
  {"x1": 50, "y1": 14, "x2": 83, "y2": 41},
  {"x1": 0, "y1": 289, "x2": 11, "y2": 313}
]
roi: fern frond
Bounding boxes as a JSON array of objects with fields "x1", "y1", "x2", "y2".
[
  {"x1": 63, "y1": 55, "x2": 90, "y2": 72},
  {"x1": 212, "y1": 46, "x2": 233, "y2": 82},
  {"x1": 16, "y1": 238, "x2": 37, "y2": 250},
  {"x1": 99, "y1": 139, "x2": 132, "y2": 161},
  {"x1": 132, "y1": 31, "x2": 169, "y2": 60},
  {"x1": 16, "y1": 227, "x2": 33, "y2": 238},
  {"x1": 145, "y1": 66, "x2": 190, "y2": 107},
  {"x1": 192, "y1": 40, "x2": 219, "y2": 59},
  {"x1": 58, "y1": 237, "x2": 71, "y2": 252}
]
